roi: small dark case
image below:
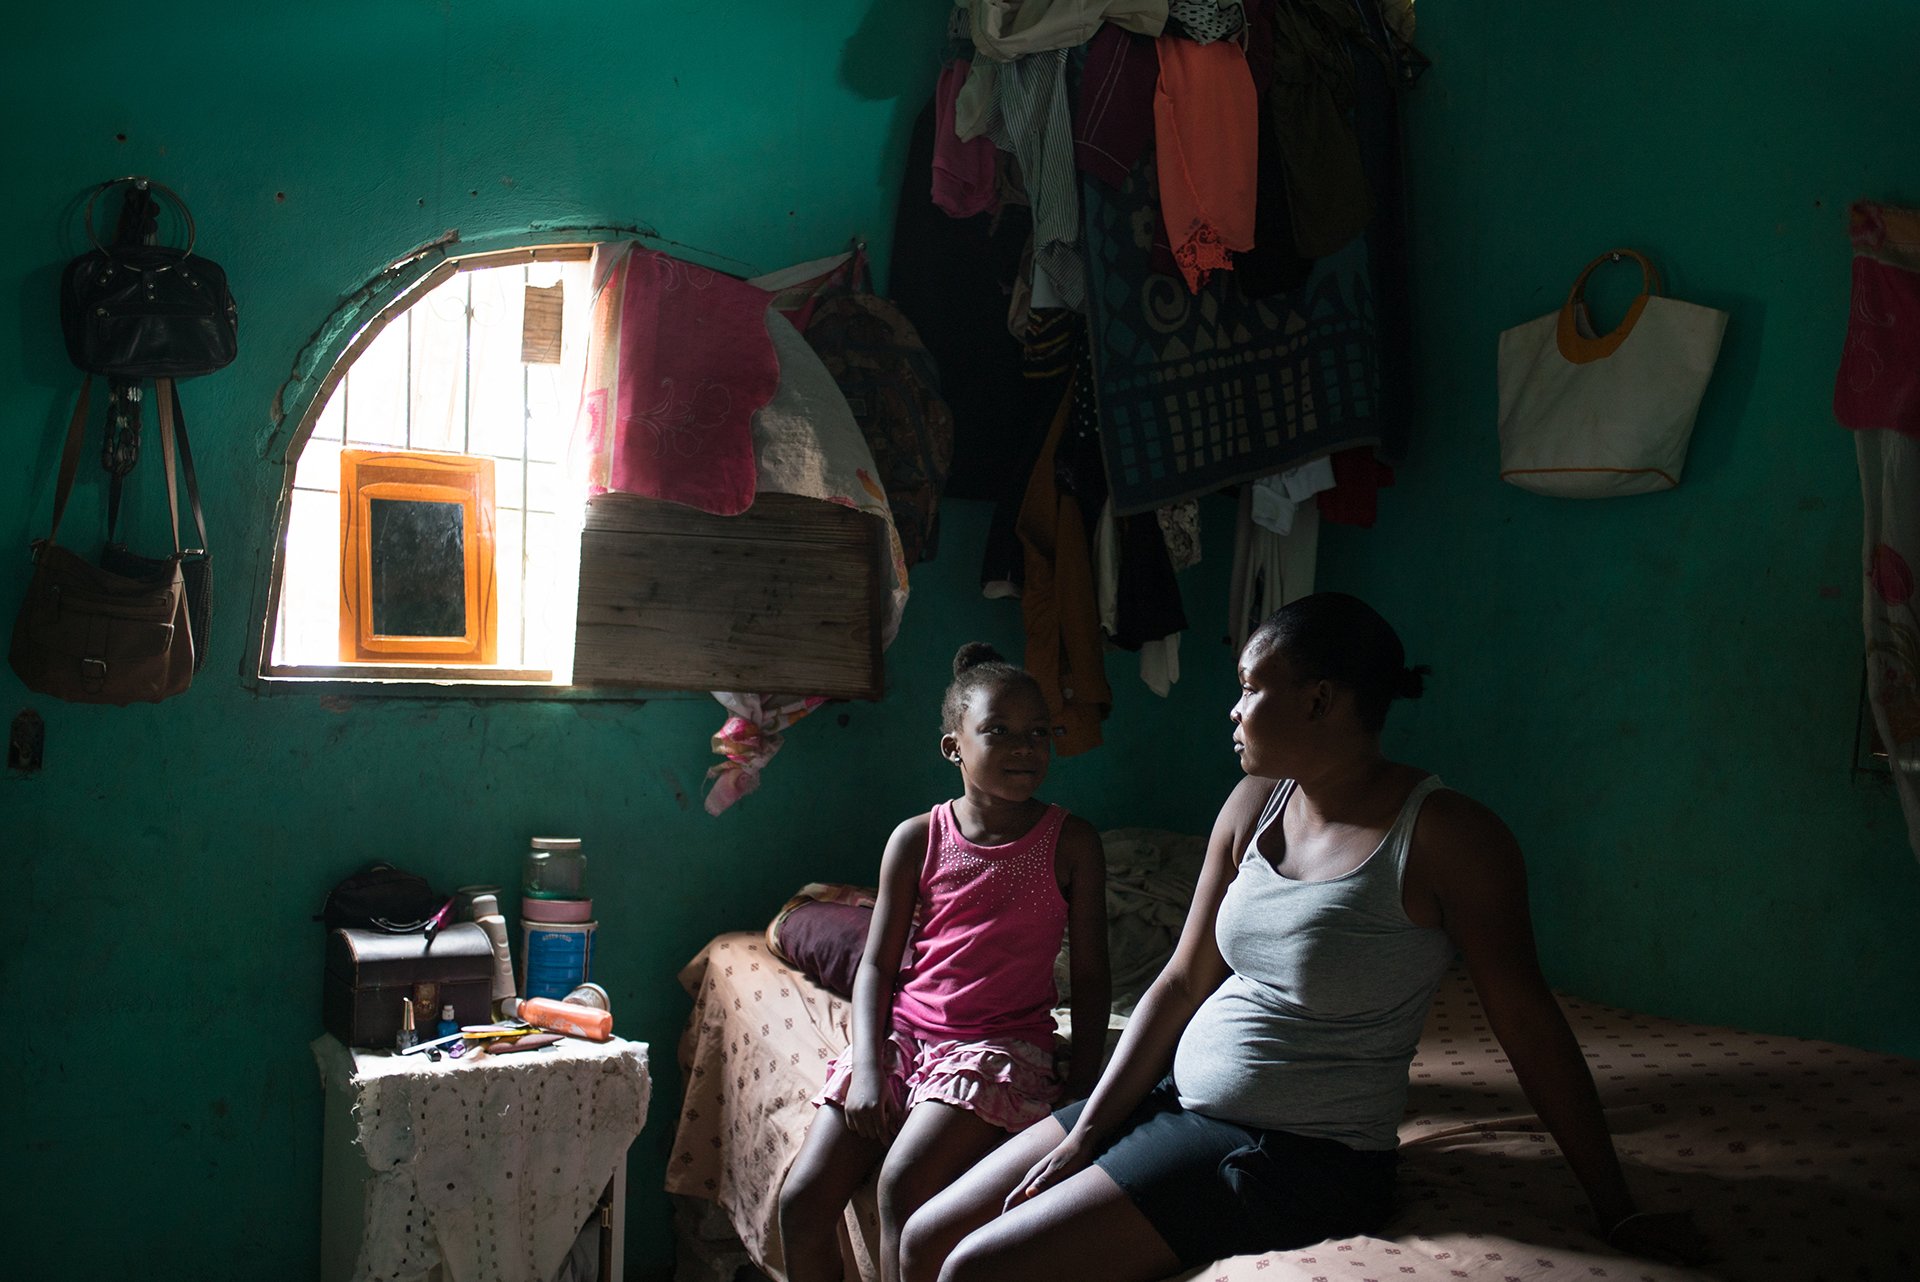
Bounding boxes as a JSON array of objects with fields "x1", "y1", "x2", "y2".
[{"x1": 324, "y1": 922, "x2": 494, "y2": 1049}]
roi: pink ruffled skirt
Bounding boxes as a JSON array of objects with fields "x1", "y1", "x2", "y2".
[{"x1": 813, "y1": 1028, "x2": 1060, "y2": 1134}]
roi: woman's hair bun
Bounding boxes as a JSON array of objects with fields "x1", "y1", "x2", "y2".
[
  {"x1": 953, "y1": 641, "x2": 1005, "y2": 678},
  {"x1": 1395, "y1": 664, "x2": 1432, "y2": 701}
]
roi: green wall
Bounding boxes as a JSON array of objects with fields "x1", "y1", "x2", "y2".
[
  {"x1": 0, "y1": 6, "x2": 1244, "y2": 1277},
  {"x1": 1320, "y1": 0, "x2": 1920, "y2": 1055},
  {"x1": 6, "y1": 1, "x2": 1919, "y2": 1279}
]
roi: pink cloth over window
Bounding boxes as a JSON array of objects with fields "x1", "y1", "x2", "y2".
[
  {"x1": 578, "y1": 243, "x2": 778, "y2": 515},
  {"x1": 1835, "y1": 201, "x2": 1920, "y2": 437},
  {"x1": 1153, "y1": 36, "x2": 1258, "y2": 293},
  {"x1": 934, "y1": 61, "x2": 999, "y2": 218},
  {"x1": 892, "y1": 802, "x2": 1069, "y2": 1050}
]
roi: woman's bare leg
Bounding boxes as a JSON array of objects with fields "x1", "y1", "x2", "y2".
[
  {"x1": 901, "y1": 1111, "x2": 1181, "y2": 1282},
  {"x1": 874, "y1": 1102, "x2": 1005, "y2": 1282},
  {"x1": 942, "y1": 1161, "x2": 1181, "y2": 1282},
  {"x1": 901, "y1": 1116, "x2": 1180, "y2": 1282},
  {"x1": 779, "y1": 1105, "x2": 887, "y2": 1282}
]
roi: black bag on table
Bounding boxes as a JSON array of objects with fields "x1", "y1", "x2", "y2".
[{"x1": 318, "y1": 863, "x2": 446, "y2": 935}]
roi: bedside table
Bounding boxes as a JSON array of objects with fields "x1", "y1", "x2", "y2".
[{"x1": 314, "y1": 1034, "x2": 650, "y2": 1282}]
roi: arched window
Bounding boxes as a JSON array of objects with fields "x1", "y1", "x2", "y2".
[
  {"x1": 258, "y1": 242, "x2": 892, "y2": 699},
  {"x1": 263, "y1": 247, "x2": 594, "y2": 683}
]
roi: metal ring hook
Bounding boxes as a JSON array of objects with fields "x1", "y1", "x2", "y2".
[{"x1": 82, "y1": 176, "x2": 197, "y2": 258}]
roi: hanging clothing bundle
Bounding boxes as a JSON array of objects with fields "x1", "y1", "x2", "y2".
[
  {"x1": 885, "y1": 0, "x2": 1422, "y2": 735},
  {"x1": 1836, "y1": 200, "x2": 1920, "y2": 863}
]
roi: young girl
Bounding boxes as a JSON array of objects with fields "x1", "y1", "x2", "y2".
[{"x1": 777, "y1": 642, "x2": 1110, "y2": 1282}]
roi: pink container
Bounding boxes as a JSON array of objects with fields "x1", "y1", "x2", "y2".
[{"x1": 522, "y1": 896, "x2": 593, "y2": 923}]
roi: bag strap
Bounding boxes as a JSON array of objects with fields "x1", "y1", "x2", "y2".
[
  {"x1": 44, "y1": 376, "x2": 94, "y2": 547},
  {"x1": 1556, "y1": 248, "x2": 1665, "y2": 365},
  {"x1": 155, "y1": 378, "x2": 184, "y2": 556},
  {"x1": 1564, "y1": 248, "x2": 1664, "y2": 306},
  {"x1": 101, "y1": 187, "x2": 165, "y2": 549},
  {"x1": 157, "y1": 378, "x2": 208, "y2": 554}
]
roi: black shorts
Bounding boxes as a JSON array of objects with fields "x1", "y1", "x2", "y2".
[{"x1": 1054, "y1": 1078, "x2": 1397, "y2": 1268}]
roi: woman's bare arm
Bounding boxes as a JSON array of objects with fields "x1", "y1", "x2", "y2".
[
  {"x1": 1009, "y1": 777, "x2": 1270, "y2": 1202},
  {"x1": 1414, "y1": 792, "x2": 1709, "y2": 1264}
]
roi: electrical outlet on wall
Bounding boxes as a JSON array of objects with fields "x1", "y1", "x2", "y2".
[{"x1": 8, "y1": 709, "x2": 43, "y2": 774}]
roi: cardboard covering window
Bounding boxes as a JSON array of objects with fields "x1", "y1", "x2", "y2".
[
  {"x1": 339, "y1": 449, "x2": 498, "y2": 665},
  {"x1": 573, "y1": 492, "x2": 886, "y2": 699}
]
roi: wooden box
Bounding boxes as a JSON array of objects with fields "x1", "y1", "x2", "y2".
[{"x1": 572, "y1": 492, "x2": 886, "y2": 699}]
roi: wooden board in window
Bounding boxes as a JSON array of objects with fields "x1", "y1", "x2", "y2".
[
  {"x1": 573, "y1": 492, "x2": 885, "y2": 699},
  {"x1": 340, "y1": 450, "x2": 498, "y2": 664}
]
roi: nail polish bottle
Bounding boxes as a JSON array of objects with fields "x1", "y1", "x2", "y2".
[
  {"x1": 437, "y1": 1005, "x2": 459, "y2": 1039},
  {"x1": 395, "y1": 998, "x2": 419, "y2": 1052}
]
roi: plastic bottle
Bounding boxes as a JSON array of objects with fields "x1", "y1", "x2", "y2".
[
  {"x1": 516, "y1": 995, "x2": 613, "y2": 1042},
  {"x1": 523, "y1": 837, "x2": 587, "y2": 900},
  {"x1": 437, "y1": 1005, "x2": 459, "y2": 1039},
  {"x1": 475, "y1": 912, "x2": 518, "y2": 1015}
]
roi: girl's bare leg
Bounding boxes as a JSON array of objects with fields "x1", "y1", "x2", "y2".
[
  {"x1": 779, "y1": 1105, "x2": 887, "y2": 1282},
  {"x1": 875, "y1": 1102, "x2": 1005, "y2": 1282}
]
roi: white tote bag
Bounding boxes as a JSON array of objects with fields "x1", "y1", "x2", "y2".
[{"x1": 1497, "y1": 249, "x2": 1728, "y2": 498}]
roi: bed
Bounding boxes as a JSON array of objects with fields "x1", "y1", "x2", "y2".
[{"x1": 665, "y1": 847, "x2": 1918, "y2": 1282}]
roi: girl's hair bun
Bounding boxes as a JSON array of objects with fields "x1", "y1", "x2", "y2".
[
  {"x1": 953, "y1": 641, "x2": 1005, "y2": 678},
  {"x1": 1395, "y1": 664, "x2": 1432, "y2": 701}
]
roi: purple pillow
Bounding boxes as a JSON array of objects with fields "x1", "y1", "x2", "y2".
[{"x1": 773, "y1": 901, "x2": 873, "y2": 998}]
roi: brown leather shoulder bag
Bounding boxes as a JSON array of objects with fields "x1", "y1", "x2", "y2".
[{"x1": 10, "y1": 377, "x2": 195, "y2": 704}]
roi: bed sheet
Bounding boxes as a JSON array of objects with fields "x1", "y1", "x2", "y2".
[{"x1": 668, "y1": 933, "x2": 1919, "y2": 1282}]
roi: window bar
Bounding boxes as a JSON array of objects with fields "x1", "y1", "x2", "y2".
[
  {"x1": 404, "y1": 308, "x2": 413, "y2": 450},
  {"x1": 519, "y1": 263, "x2": 532, "y2": 665},
  {"x1": 462, "y1": 272, "x2": 474, "y2": 456}
]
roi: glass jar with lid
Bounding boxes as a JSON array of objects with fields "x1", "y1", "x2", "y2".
[{"x1": 523, "y1": 837, "x2": 587, "y2": 900}]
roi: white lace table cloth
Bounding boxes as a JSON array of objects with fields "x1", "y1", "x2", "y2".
[{"x1": 314, "y1": 1034, "x2": 651, "y2": 1282}]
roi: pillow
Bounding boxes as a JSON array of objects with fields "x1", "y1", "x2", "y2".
[{"x1": 769, "y1": 900, "x2": 873, "y2": 999}]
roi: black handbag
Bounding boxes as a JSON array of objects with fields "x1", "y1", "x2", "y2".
[
  {"x1": 59, "y1": 178, "x2": 237, "y2": 380},
  {"x1": 100, "y1": 380, "x2": 211, "y2": 670},
  {"x1": 317, "y1": 863, "x2": 446, "y2": 934}
]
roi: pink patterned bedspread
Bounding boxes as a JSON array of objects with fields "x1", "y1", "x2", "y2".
[{"x1": 666, "y1": 933, "x2": 1918, "y2": 1282}]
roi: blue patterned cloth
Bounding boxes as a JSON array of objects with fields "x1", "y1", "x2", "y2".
[{"x1": 1081, "y1": 148, "x2": 1389, "y2": 515}]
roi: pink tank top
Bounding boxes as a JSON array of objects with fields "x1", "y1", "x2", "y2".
[{"x1": 891, "y1": 801, "x2": 1070, "y2": 1048}]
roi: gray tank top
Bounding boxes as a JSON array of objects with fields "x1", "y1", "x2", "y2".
[{"x1": 1171, "y1": 775, "x2": 1456, "y2": 1150}]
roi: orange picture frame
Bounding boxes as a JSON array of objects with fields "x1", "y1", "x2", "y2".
[{"x1": 339, "y1": 449, "x2": 497, "y2": 664}]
